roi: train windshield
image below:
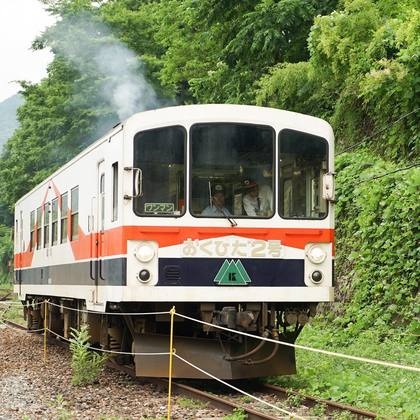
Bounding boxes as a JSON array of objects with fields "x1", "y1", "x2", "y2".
[
  {"x1": 279, "y1": 129, "x2": 328, "y2": 219},
  {"x1": 191, "y1": 123, "x2": 275, "y2": 218},
  {"x1": 133, "y1": 126, "x2": 186, "y2": 216}
]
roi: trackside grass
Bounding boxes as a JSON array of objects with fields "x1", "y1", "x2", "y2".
[{"x1": 270, "y1": 322, "x2": 420, "y2": 418}]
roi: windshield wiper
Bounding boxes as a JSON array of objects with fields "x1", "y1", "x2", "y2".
[{"x1": 221, "y1": 208, "x2": 237, "y2": 227}]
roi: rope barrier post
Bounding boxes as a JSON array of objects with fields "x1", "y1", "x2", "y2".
[
  {"x1": 43, "y1": 300, "x2": 48, "y2": 363},
  {"x1": 167, "y1": 306, "x2": 176, "y2": 420}
]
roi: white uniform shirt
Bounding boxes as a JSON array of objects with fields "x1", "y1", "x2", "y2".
[
  {"x1": 243, "y1": 189, "x2": 272, "y2": 216},
  {"x1": 201, "y1": 205, "x2": 231, "y2": 217}
]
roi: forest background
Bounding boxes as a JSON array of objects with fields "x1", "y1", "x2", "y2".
[{"x1": 0, "y1": 0, "x2": 418, "y2": 417}]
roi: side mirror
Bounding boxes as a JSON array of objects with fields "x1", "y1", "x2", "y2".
[{"x1": 322, "y1": 172, "x2": 335, "y2": 202}]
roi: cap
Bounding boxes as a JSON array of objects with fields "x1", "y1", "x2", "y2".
[
  {"x1": 212, "y1": 184, "x2": 224, "y2": 195},
  {"x1": 242, "y1": 179, "x2": 257, "y2": 189}
]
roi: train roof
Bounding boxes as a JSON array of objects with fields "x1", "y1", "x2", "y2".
[{"x1": 124, "y1": 104, "x2": 333, "y2": 135}]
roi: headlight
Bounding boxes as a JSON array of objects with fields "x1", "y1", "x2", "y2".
[
  {"x1": 306, "y1": 245, "x2": 327, "y2": 264},
  {"x1": 135, "y1": 244, "x2": 155, "y2": 262}
]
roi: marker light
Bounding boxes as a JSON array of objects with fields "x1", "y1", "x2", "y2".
[
  {"x1": 311, "y1": 270, "x2": 323, "y2": 283},
  {"x1": 135, "y1": 244, "x2": 155, "y2": 263},
  {"x1": 138, "y1": 270, "x2": 151, "y2": 283},
  {"x1": 307, "y1": 246, "x2": 327, "y2": 264}
]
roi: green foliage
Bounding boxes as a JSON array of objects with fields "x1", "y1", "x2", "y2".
[
  {"x1": 270, "y1": 325, "x2": 420, "y2": 418},
  {"x1": 223, "y1": 408, "x2": 247, "y2": 420},
  {"x1": 0, "y1": 56, "x2": 116, "y2": 210},
  {"x1": 69, "y1": 324, "x2": 107, "y2": 386},
  {"x1": 311, "y1": 403, "x2": 327, "y2": 417},
  {"x1": 50, "y1": 393, "x2": 72, "y2": 420},
  {"x1": 0, "y1": 224, "x2": 13, "y2": 284},
  {"x1": 333, "y1": 151, "x2": 419, "y2": 335},
  {"x1": 286, "y1": 391, "x2": 304, "y2": 407},
  {"x1": 100, "y1": 0, "x2": 337, "y2": 104},
  {"x1": 177, "y1": 397, "x2": 207, "y2": 409},
  {"x1": 256, "y1": 0, "x2": 419, "y2": 160}
]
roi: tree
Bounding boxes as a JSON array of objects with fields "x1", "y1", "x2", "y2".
[{"x1": 256, "y1": 0, "x2": 419, "y2": 160}]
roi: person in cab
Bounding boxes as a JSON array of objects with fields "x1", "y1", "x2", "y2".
[
  {"x1": 201, "y1": 184, "x2": 232, "y2": 217},
  {"x1": 242, "y1": 179, "x2": 271, "y2": 216}
]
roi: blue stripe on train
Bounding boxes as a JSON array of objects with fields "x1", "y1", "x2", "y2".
[{"x1": 158, "y1": 258, "x2": 305, "y2": 287}]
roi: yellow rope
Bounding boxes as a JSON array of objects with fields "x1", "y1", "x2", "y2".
[
  {"x1": 167, "y1": 306, "x2": 176, "y2": 420},
  {"x1": 43, "y1": 300, "x2": 48, "y2": 363}
]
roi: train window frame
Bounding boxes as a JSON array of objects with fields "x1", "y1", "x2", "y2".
[
  {"x1": 112, "y1": 162, "x2": 118, "y2": 222},
  {"x1": 132, "y1": 125, "x2": 187, "y2": 218},
  {"x1": 36, "y1": 207, "x2": 42, "y2": 250},
  {"x1": 51, "y1": 198, "x2": 58, "y2": 245},
  {"x1": 189, "y1": 122, "x2": 276, "y2": 220},
  {"x1": 71, "y1": 186, "x2": 79, "y2": 241},
  {"x1": 30, "y1": 210, "x2": 35, "y2": 251},
  {"x1": 43, "y1": 202, "x2": 50, "y2": 248},
  {"x1": 60, "y1": 192, "x2": 68, "y2": 243},
  {"x1": 278, "y1": 128, "x2": 329, "y2": 220}
]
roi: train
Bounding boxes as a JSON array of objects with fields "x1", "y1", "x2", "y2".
[{"x1": 14, "y1": 104, "x2": 335, "y2": 379}]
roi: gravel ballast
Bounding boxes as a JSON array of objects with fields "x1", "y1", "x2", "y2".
[{"x1": 0, "y1": 324, "x2": 226, "y2": 419}]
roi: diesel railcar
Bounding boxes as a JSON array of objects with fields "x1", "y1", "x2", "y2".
[{"x1": 14, "y1": 104, "x2": 335, "y2": 379}]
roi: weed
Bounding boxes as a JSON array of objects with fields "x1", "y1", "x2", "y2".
[
  {"x1": 0, "y1": 301, "x2": 25, "y2": 326},
  {"x1": 286, "y1": 392, "x2": 304, "y2": 408},
  {"x1": 50, "y1": 393, "x2": 72, "y2": 420},
  {"x1": 177, "y1": 397, "x2": 207, "y2": 409},
  {"x1": 332, "y1": 410, "x2": 354, "y2": 420},
  {"x1": 311, "y1": 402, "x2": 327, "y2": 417},
  {"x1": 223, "y1": 408, "x2": 247, "y2": 420},
  {"x1": 69, "y1": 324, "x2": 107, "y2": 386}
]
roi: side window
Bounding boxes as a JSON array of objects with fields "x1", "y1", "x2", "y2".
[
  {"x1": 30, "y1": 210, "x2": 35, "y2": 251},
  {"x1": 133, "y1": 126, "x2": 186, "y2": 217},
  {"x1": 60, "y1": 192, "x2": 68, "y2": 243},
  {"x1": 112, "y1": 162, "x2": 118, "y2": 222},
  {"x1": 279, "y1": 129, "x2": 328, "y2": 219},
  {"x1": 43, "y1": 202, "x2": 50, "y2": 248},
  {"x1": 36, "y1": 207, "x2": 42, "y2": 250},
  {"x1": 71, "y1": 187, "x2": 79, "y2": 241},
  {"x1": 52, "y1": 198, "x2": 58, "y2": 245}
]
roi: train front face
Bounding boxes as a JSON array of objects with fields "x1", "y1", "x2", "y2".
[{"x1": 120, "y1": 107, "x2": 335, "y2": 378}]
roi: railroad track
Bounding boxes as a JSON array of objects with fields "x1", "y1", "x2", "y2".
[
  {"x1": 0, "y1": 292, "x2": 11, "y2": 301},
  {"x1": 109, "y1": 359, "x2": 377, "y2": 419},
  {"x1": 2, "y1": 319, "x2": 378, "y2": 419}
]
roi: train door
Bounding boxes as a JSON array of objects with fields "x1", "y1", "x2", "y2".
[
  {"x1": 97, "y1": 160, "x2": 106, "y2": 301},
  {"x1": 90, "y1": 160, "x2": 105, "y2": 303}
]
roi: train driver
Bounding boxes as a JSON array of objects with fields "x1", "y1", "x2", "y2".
[{"x1": 201, "y1": 184, "x2": 232, "y2": 217}]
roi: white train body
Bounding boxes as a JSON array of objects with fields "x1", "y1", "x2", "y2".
[{"x1": 13, "y1": 105, "x2": 335, "y2": 378}]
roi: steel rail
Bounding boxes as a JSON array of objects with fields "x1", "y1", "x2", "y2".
[
  {"x1": 261, "y1": 383, "x2": 377, "y2": 418},
  {"x1": 1, "y1": 319, "x2": 27, "y2": 331},
  {"x1": 106, "y1": 362, "x2": 280, "y2": 419}
]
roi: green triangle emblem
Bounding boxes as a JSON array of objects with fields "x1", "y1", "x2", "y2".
[{"x1": 214, "y1": 260, "x2": 251, "y2": 286}]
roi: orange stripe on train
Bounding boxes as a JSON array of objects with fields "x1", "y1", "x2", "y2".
[{"x1": 15, "y1": 225, "x2": 335, "y2": 268}]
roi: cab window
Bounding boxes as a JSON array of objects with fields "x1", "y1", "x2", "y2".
[
  {"x1": 279, "y1": 129, "x2": 328, "y2": 219},
  {"x1": 190, "y1": 123, "x2": 274, "y2": 218}
]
